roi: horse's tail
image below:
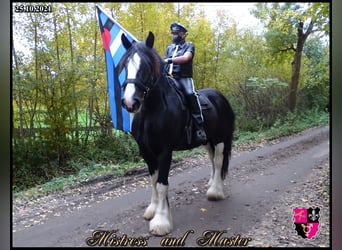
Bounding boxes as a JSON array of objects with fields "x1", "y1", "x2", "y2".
[
  {"x1": 201, "y1": 88, "x2": 235, "y2": 180},
  {"x1": 217, "y1": 91, "x2": 235, "y2": 180}
]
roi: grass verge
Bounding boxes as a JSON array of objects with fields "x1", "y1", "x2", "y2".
[{"x1": 13, "y1": 108, "x2": 329, "y2": 200}]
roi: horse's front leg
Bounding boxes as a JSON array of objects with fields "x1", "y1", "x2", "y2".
[
  {"x1": 143, "y1": 169, "x2": 158, "y2": 220},
  {"x1": 141, "y1": 148, "x2": 158, "y2": 220},
  {"x1": 149, "y1": 151, "x2": 173, "y2": 236},
  {"x1": 139, "y1": 143, "x2": 158, "y2": 220}
]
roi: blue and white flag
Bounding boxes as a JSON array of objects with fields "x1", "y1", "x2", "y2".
[{"x1": 96, "y1": 5, "x2": 137, "y2": 132}]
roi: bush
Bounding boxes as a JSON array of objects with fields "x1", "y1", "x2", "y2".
[
  {"x1": 12, "y1": 128, "x2": 141, "y2": 191},
  {"x1": 234, "y1": 108, "x2": 329, "y2": 144},
  {"x1": 230, "y1": 77, "x2": 289, "y2": 132},
  {"x1": 91, "y1": 131, "x2": 140, "y2": 163},
  {"x1": 12, "y1": 137, "x2": 63, "y2": 191},
  {"x1": 297, "y1": 83, "x2": 330, "y2": 112}
]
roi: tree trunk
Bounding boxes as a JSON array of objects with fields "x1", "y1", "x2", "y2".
[
  {"x1": 53, "y1": 13, "x2": 62, "y2": 96},
  {"x1": 85, "y1": 5, "x2": 98, "y2": 145},
  {"x1": 288, "y1": 42, "x2": 303, "y2": 112},
  {"x1": 12, "y1": 39, "x2": 24, "y2": 138},
  {"x1": 66, "y1": 6, "x2": 79, "y2": 144},
  {"x1": 29, "y1": 13, "x2": 39, "y2": 136},
  {"x1": 213, "y1": 33, "x2": 221, "y2": 89},
  {"x1": 288, "y1": 20, "x2": 313, "y2": 112}
]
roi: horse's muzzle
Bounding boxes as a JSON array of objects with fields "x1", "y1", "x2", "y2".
[{"x1": 122, "y1": 97, "x2": 141, "y2": 113}]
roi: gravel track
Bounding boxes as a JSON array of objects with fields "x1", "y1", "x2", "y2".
[{"x1": 12, "y1": 125, "x2": 330, "y2": 247}]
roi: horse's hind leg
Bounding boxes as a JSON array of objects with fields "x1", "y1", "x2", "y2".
[
  {"x1": 204, "y1": 142, "x2": 215, "y2": 187},
  {"x1": 206, "y1": 142, "x2": 225, "y2": 200}
]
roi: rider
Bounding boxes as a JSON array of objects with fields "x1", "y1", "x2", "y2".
[{"x1": 164, "y1": 22, "x2": 207, "y2": 143}]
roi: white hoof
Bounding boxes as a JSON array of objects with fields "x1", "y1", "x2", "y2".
[
  {"x1": 143, "y1": 203, "x2": 156, "y2": 220},
  {"x1": 206, "y1": 185, "x2": 225, "y2": 201},
  {"x1": 149, "y1": 214, "x2": 173, "y2": 236}
]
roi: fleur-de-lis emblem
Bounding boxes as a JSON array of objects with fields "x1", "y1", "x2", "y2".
[
  {"x1": 308, "y1": 209, "x2": 320, "y2": 221},
  {"x1": 293, "y1": 207, "x2": 321, "y2": 239}
]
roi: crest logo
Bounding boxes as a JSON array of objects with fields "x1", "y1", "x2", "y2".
[{"x1": 293, "y1": 207, "x2": 320, "y2": 239}]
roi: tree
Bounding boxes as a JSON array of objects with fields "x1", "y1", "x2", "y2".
[
  {"x1": 300, "y1": 36, "x2": 330, "y2": 110},
  {"x1": 251, "y1": 3, "x2": 329, "y2": 112},
  {"x1": 190, "y1": 8, "x2": 215, "y2": 89}
]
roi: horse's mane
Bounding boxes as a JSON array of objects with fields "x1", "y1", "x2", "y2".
[{"x1": 117, "y1": 41, "x2": 163, "y2": 83}]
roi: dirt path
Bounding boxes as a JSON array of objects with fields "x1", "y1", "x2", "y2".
[{"x1": 12, "y1": 125, "x2": 330, "y2": 247}]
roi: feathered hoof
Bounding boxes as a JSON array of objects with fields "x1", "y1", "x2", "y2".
[
  {"x1": 149, "y1": 216, "x2": 172, "y2": 236},
  {"x1": 143, "y1": 204, "x2": 156, "y2": 220}
]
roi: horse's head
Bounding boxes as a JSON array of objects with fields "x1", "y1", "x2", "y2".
[{"x1": 119, "y1": 31, "x2": 161, "y2": 113}]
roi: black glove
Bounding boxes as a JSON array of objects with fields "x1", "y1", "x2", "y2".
[{"x1": 164, "y1": 58, "x2": 172, "y2": 64}]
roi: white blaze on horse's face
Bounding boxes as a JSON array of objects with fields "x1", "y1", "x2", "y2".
[{"x1": 123, "y1": 53, "x2": 141, "y2": 112}]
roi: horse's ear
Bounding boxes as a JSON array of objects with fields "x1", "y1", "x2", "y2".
[
  {"x1": 121, "y1": 33, "x2": 132, "y2": 50},
  {"x1": 146, "y1": 31, "x2": 154, "y2": 49}
]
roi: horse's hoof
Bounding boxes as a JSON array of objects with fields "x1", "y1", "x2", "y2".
[
  {"x1": 149, "y1": 225, "x2": 172, "y2": 236},
  {"x1": 149, "y1": 216, "x2": 172, "y2": 236},
  {"x1": 206, "y1": 187, "x2": 225, "y2": 201},
  {"x1": 143, "y1": 204, "x2": 156, "y2": 220},
  {"x1": 207, "y1": 194, "x2": 224, "y2": 201}
]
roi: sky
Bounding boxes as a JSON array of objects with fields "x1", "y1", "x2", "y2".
[
  {"x1": 12, "y1": 2, "x2": 263, "y2": 55},
  {"x1": 184, "y1": 2, "x2": 261, "y2": 30}
]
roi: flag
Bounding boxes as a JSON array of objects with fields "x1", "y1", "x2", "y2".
[{"x1": 96, "y1": 5, "x2": 138, "y2": 132}]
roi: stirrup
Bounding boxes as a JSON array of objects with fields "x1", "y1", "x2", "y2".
[{"x1": 195, "y1": 129, "x2": 207, "y2": 142}]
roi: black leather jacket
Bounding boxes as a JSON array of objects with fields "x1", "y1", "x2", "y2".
[{"x1": 164, "y1": 41, "x2": 195, "y2": 78}]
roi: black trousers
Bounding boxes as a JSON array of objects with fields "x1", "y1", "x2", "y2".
[{"x1": 177, "y1": 77, "x2": 204, "y2": 126}]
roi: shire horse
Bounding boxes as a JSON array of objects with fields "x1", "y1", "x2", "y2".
[{"x1": 119, "y1": 31, "x2": 235, "y2": 236}]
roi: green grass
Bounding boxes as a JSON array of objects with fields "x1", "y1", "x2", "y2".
[
  {"x1": 12, "y1": 162, "x2": 143, "y2": 200},
  {"x1": 13, "y1": 108, "x2": 329, "y2": 200},
  {"x1": 235, "y1": 108, "x2": 329, "y2": 144}
]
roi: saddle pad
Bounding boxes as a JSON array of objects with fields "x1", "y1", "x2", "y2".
[{"x1": 198, "y1": 94, "x2": 210, "y2": 110}]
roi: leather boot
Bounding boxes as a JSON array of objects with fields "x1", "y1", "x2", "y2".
[{"x1": 186, "y1": 93, "x2": 207, "y2": 143}]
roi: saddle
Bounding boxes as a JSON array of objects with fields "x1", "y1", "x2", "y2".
[
  {"x1": 167, "y1": 76, "x2": 210, "y2": 144},
  {"x1": 167, "y1": 77, "x2": 210, "y2": 110}
]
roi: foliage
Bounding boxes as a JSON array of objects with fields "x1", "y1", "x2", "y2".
[
  {"x1": 230, "y1": 76, "x2": 289, "y2": 133},
  {"x1": 250, "y1": 2, "x2": 329, "y2": 112},
  {"x1": 12, "y1": 3, "x2": 330, "y2": 191},
  {"x1": 12, "y1": 129, "x2": 140, "y2": 191},
  {"x1": 13, "y1": 107, "x2": 329, "y2": 199},
  {"x1": 235, "y1": 108, "x2": 329, "y2": 144}
]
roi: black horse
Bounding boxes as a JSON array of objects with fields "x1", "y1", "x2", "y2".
[{"x1": 119, "y1": 31, "x2": 235, "y2": 236}]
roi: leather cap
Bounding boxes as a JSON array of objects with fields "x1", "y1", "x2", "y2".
[{"x1": 170, "y1": 22, "x2": 187, "y2": 32}]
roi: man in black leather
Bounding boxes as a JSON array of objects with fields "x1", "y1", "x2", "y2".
[{"x1": 164, "y1": 22, "x2": 207, "y2": 143}]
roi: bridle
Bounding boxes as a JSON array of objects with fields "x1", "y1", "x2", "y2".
[
  {"x1": 121, "y1": 50, "x2": 162, "y2": 99},
  {"x1": 122, "y1": 71, "x2": 161, "y2": 99},
  {"x1": 122, "y1": 78, "x2": 151, "y2": 96}
]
